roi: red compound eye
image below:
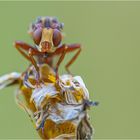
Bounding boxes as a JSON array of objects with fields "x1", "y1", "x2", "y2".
[
  {"x1": 32, "y1": 27, "x2": 42, "y2": 45},
  {"x1": 52, "y1": 29, "x2": 62, "y2": 47}
]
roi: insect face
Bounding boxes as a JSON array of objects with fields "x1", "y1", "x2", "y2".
[
  {"x1": 33, "y1": 28, "x2": 62, "y2": 53},
  {"x1": 29, "y1": 17, "x2": 63, "y2": 53}
]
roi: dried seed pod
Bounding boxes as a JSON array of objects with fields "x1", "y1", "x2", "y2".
[{"x1": 0, "y1": 63, "x2": 97, "y2": 140}]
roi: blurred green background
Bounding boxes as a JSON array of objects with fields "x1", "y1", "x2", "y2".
[{"x1": 0, "y1": 1, "x2": 140, "y2": 139}]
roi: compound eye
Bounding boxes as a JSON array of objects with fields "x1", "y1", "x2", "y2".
[
  {"x1": 52, "y1": 29, "x2": 62, "y2": 47},
  {"x1": 32, "y1": 27, "x2": 42, "y2": 45}
]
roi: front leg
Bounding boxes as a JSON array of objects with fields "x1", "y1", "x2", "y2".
[
  {"x1": 15, "y1": 41, "x2": 43, "y2": 86},
  {"x1": 15, "y1": 41, "x2": 40, "y2": 81},
  {"x1": 14, "y1": 41, "x2": 38, "y2": 61},
  {"x1": 53, "y1": 44, "x2": 81, "y2": 75},
  {"x1": 65, "y1": 44, "x2": 81, "y2": 74},
  {"x1": 28, "y1": 48, "x2": 42, "y2": 86},
  {"x1": 28, "y1": 48, "x2": 39, "y2": 73},
  {"x1": 55, "y1": 44, "x2": 68, "y2": 80}
]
